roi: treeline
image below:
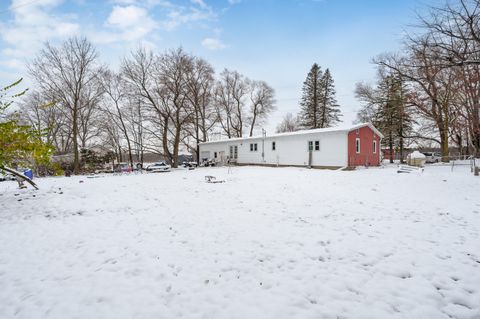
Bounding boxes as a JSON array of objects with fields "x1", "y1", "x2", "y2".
[
  {"x1": 355, "y1": 0, "x2": 480, "y2": 162},
  {"x1": 20, "y1": 38, "x2": 276, "y2": 173}
]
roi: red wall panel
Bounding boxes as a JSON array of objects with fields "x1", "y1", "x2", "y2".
[{"x1": 348, "y1": 126, "x2": 381, "y2": 167}]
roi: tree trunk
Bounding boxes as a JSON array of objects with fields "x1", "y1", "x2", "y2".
[
  {"x1": 72, "y1": 107, "x2": 80, "y2": 174},
  {"x1": 399, "y1": 136, "x2": 404, "y2": 164},
  {"x1": 118, "y1": 146, "x2": 123, "y2": 163},
  {"x1": 161, "y1": 116, "x2": 172, "y2": 166},
  {"x1": 249, "y1": 112, "x2": 257, "y2": 137},
  {"x1": 195, "y1": 107, "x2": 200, "y2": 164},
  {"x1": 440, "y1": 127, "x2": 450, "y2": 162},
  {"x1": 172, "y1": 125, "x2": 181, "y2": 168},
  {"x1": 389, "y1": 132, "x2": 394, "y2": 164}
]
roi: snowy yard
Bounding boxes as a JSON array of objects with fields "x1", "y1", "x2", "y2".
[{"x1": 0, "y1": 166, "x2": 479, "y2": 319}]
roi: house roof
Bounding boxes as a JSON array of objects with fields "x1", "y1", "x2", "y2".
[{"x1": 200, "y1": 123, "x2": 384, "y2": 145}]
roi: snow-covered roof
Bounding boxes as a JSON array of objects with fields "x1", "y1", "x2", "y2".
[{"x1": 200, "y1": 123, "x2": 384, "y2": 145}]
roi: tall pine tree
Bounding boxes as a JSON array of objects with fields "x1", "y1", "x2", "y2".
[
  {"x1": 355, "y1": 72, "x2": 413, "y2": 163},
  {"x1": 299, "y1": 64, "x2": 342, "y2": 129},
  {"x1": 299, "y1": 63, "x2": 323, "y2": 128},
  {"x1": 319, "y1": 68, "x2": 342, "y2": 127}
]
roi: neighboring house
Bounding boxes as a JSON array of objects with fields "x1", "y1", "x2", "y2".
[
  {"x1": 382, "y1": 148, "x2": 395, "y2": 161},
  {"x1": 199, "y1": 123, "x2": 383, "y2": 169}
]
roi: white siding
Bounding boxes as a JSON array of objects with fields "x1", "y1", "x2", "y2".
[{"x1": 199, "y1": 130, "x2": 348, "y2": 167}]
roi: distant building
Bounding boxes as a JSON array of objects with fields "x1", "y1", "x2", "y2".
[
  {"x1": 199, "y1": 123, "x2": 383, "y2": 169},
  {"x1": 382, "y1": 148, "x2": 395, "y2": 161}
]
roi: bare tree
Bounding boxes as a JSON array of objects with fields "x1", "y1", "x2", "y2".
[
  {"x1": 127, "y1": 98, "x2": 146, "y2": 165},
  {"x1": 215, "y1": 69, "x2": 276, "y2": 138},
  {"x1": 19, "y1": 91, "x2": 67, "y2": 150},
  {"x1": 417, "y1": 0, "x2": 480, "y2": 155},
  {"x1": 375, "y1": 37, "x2": 455, "y2": 161},
  {"x1": 98, "y1": 69, "x2": 135, "y2": 168},
  {"x1": 122, "y1": 47, "x2": 194, "y2": 167},
  {"x1": 156, "y1": 48, "x2": 194, "y2": 167},
  {"x1": 276, "y1": 112, "x2": 299, "y2": 133},
  {"x1": 451, "y1": 63, "x2": 480, "y2": 154},
  {"x1": 185, "y1": 57, "x2": 216, "y2": 162},
  {"x1": 247, "y1": 80, "x2": 276, "y2": 136},
  {"x1": 214, "y1": 69, "x2": 248, "y2": 138},
  {"x1": 122, "y1": 48, "x2": 166, "y2": 159},
  {"x1": 29, "y1": 37, "x2": 102, "y2": 173}
]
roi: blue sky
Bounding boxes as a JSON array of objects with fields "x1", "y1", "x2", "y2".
[{"x1": 0, "y1": 0, "x2": 440, "y2": 132}]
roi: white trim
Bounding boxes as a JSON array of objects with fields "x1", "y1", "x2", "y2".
[
  {"x1": 373, "y1": 140, "x2": 377, "y2": 154},
  {"x1": 356, "y1": 138, "x2": 361, "y2": 154}
]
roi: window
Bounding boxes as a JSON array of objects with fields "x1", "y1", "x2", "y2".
[
  {"x1": 250, "y1": 143, "x2": 253, "y2": 151},
  {"x1": 250, "y1": 143, "x2": 258, "y2": 152},
  {"x1": 309, "y1": 141, "x2": 319, "y2": 151},
  {"x1": 254, "y1": 143, "x2": 258, "y2": 151},
  {"x1": 229, "y1": 146, "x2": 238, "y2": 159},
  {"x1": 272, "y1": 141, "x2": 276, "y2": 151},
  {"x1": 373, "y1": 140, "x2": 377, "y2": 154},
  {"x1": 214, "y1": 152, "x2": 217, "y2": 158},
  {"x1": 356, "y1": 138, "x2": 361, "y2": 154},
  {"x1": 308, "y1": 141, "x2": 313, "y2": 151}
]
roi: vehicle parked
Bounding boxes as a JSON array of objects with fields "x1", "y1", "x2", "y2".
[
  {"x1": 145, "y1": 162, "x2": 171, "y2": 172},
  {"x1": 422, "y1": 152, "x2": 442, "y2": 163},
  {"x1": 200, "y1": 159, "x2": 216, "y2": 167},
  {"x1": 113, "y1": 163, "x2": 133, "y2": 173},
  {"x1": 182, "y1": 161, "x2": 198, "y2": 168},
  {"x1": 0, "y1": 172, "x2": 16, "y2": 182}
]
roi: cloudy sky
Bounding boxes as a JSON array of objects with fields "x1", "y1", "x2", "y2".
[{"x1": 0, "y1": 0, "x2": 438, "y2": 132}]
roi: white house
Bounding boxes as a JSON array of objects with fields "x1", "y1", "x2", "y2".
[{"x1": 199, "y1": 123, "x2": 384, "y2": 169}]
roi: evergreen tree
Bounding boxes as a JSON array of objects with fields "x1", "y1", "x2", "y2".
[
  {"x1": 355, "y1": 72, "x2": 413, "y2": 163},
  {"x1": 299, "y1": 63, "x2": 323, "y2": 129},
  {"x1": 298, "y1": 64, "x2": 342, "y2": 129},
  {"x1": 319, "y1": 68, "x2": 342, "y2": 127}
]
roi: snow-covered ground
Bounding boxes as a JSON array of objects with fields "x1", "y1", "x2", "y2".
[{"x1": 0, "y1": 165, "x2": 479, "y2": 319}]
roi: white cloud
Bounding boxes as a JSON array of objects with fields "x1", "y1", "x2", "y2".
[
  {"x1": 0, "y1": 58, "x2": 24, "y2": 70},
  {"x1": 111, "y1": 0, "x2": 168, "y2": 8},
  {"x1": 160, "y1": 6, "x2": 216, "y2": 31},
  {"x1": 0, "y1": 0, "x2": 79, "y2": 70},
  {"x1": 201, "y1": 37, "x2": 226, "y2": 50},
  {"x1": 108, "y1": 5, "x2": 152, "y2": 28},
  {"x1": 0, "y1": 0, "x2": 225, "y2": 73},
  {"x1": 104, "y1": 5, "x2": 157, "y2": 42},
  {"x1": 191, "y1": 0, "x2": 208, "y2": 9},
  {"x1": 101, "y1": 1, "x2": 216, "y2": 43}
]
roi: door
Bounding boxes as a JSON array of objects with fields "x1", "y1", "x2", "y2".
[
  {"x1": 229, "y1": 145, "x2": 238, "y2": 162},
  {"x1": 219, "y1": 151, "x2": 225, "y2": 163}
]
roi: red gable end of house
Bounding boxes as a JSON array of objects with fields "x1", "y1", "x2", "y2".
[{"x1": 348, "y1": 125, "x2": 381, "y2": 167}]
